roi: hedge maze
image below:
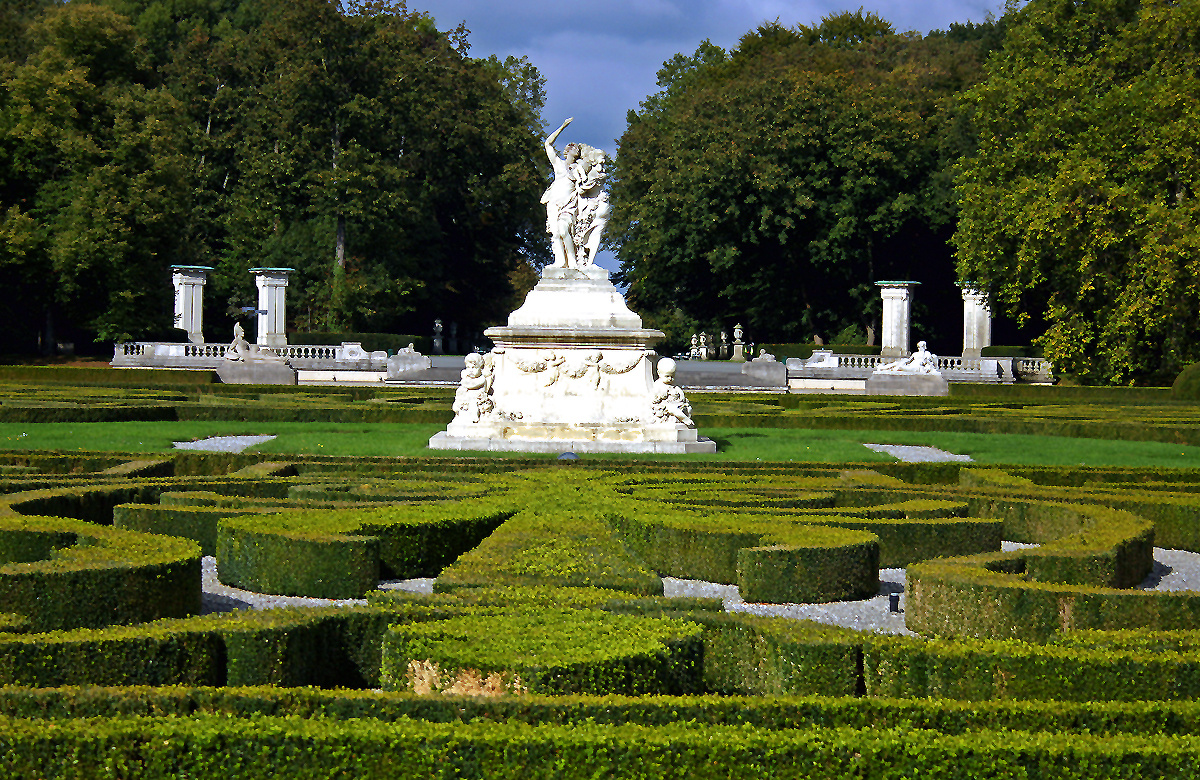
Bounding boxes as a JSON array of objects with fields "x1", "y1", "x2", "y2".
[{"x1": 6, "y1": 447, "x2": 1200, "y2": 775}]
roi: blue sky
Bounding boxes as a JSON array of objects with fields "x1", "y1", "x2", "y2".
[{"x1": 418, "y1": 0, "x2": 1002, "y2": 272}]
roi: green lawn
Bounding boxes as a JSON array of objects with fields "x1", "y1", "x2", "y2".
[{"x1": 1, "y1": 421, "x2": 1198, "y2": 468}]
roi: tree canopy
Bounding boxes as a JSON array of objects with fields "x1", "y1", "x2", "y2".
[
  {"x1": 609, "y1": 12, "x2": 1001, "y2": 352},
  {"x1": 954, "y1": 0, "x2": 1200, "y2": 384},
  {"x1": 0, "y1": 0, "x2": 549, "y2": 350}
]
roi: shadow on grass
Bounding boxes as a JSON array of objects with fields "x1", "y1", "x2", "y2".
[{"x1": 709, "y1": 431, "x2": 767, "y2": 451}]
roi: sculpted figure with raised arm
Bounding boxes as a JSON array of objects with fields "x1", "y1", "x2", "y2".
[{"x1": 540, "y1": 118, "x2": 611, "y2": 269}]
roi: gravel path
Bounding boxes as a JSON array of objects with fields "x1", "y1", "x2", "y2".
[
  {"x1": 862, "y1": 443, "x2": 974, "y2": 463},
  {"x1": 174, "y1": 435, "x2": 277, "y2": 453},
  {"x1": 204, "y1": 546, "x2": 1200, "y2": 634}
]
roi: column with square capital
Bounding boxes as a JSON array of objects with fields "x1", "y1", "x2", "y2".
[
  {"x1": 250, "y1": 268, "x2": 294, "y2": 348},
  {"x1": 876, "y1": 281, "x2": 919, "y2": 358}
]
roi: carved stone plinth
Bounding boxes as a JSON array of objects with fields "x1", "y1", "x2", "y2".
[
  {"x1": 865, "y1": 372, "x2": 948, "y2": 396},
  {"x1": 216, "y1": 360, "x2": 297, "y2": 385},
  {"x1": 429, "y1": 266, "x2": 716, "y2": 454}
]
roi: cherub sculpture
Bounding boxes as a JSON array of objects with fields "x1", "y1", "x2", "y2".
[
  {"x1": 649, "y1": 358, "x2": 694, "y2": 427},
  {"x1": 453, "y1": 352, "x2": 495, "y2": 423}
]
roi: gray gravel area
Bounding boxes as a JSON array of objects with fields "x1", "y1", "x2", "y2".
[
  {"x1": 201, "y1": 557, "x2": 436, "y2": 613},
  {"x1": 174, "y1": 435, "x2": 277, "y2": 453},
  {"x1": 202, "y1": 547, "x2": 1200, "y2": 633},
  {"x1": 862, "y1": 443, "x2": 974, "y2": 463},
  {"x1": 665, "y1": 570, "x2": 914, "y2": 635}
]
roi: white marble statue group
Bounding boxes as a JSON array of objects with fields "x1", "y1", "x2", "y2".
[
  {"x1": 224, "y1": 322, "x2": 285, "y2": 363},
  {"x1": 542, "y1": 117, "x2": 611, "y2": 269},
  {"x1": 877, "y1": 341, "x2": 940, "y2": 374},
  {"x1": 451, "y1": 349, "x2": 694, "y2": 429},
  {"x1": 430, "y1": 118, "x2": 714, "y2": 453}
]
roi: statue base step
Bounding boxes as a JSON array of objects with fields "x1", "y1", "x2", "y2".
[
  {"x1": 428, "y1": 429, "x2": 717, "y2": 454},
  {"x1": 216, "y1": 360, "x2": 297, "y2": 385},
  {"x1": 430, "y1": 265, "x2": 716, "y2": 454},
  {"x1": 865, "y1": 372, "x2": 949, "y2": 396}
]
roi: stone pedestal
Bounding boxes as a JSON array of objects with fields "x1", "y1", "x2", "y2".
[
  {"x1": 742, "y1": 357, "x2": 786, "y2": 385},
  {"x1": 217, "y1": 359, "x2": 297, "y2": 385},
  {"x1": 250, "y1": 268, "x2": 293, "y2": 348},
  {"x1": 171, "y1": 265, "x2": 212, "y2": 344},
  {"x1": 876, "y1": 281, "x2": 918, "y2": 358},
  {"x1": 959, "y1": 284, "x2": 992, "y2": 359},
  {"x1": 866, "y1": 372, "x2": 948, "y2": 396},
  {"x1": 730, "y1": 324, "x2": 747, "y2": 362},
  {"x1": 429, "y1": 266, "x2": 715, "y2": 453},
  {"x1": 386, "y1": 350, "x2": 432, "y2": 377}
]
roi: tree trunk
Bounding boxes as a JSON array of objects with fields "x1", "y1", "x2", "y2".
[
  {"x1": 336, "y1": 213, "x2": 345, "y2": 269},
  {"x1": 41, "y1": 307, "x2": 54, "y2": 356},
  {"x1": 332, "y1": 123, "x2": 345, "y2": 269}
]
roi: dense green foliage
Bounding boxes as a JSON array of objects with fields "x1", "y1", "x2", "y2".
[
  {"x1": 0, "y1": 513, "x2": 201, "y2": 631},
  {"x1": 610, "y1": 12, "x2": 1003, "y2": 352},
  {"x1": 2, "y1": 444, "x2": 1200, "y2": 772},
  {"x1": 954, "y1": 0, "x2": 1200, "y2": 384},
  {"x1": 381, "y1": 609, "x2": 704, "y2": 695},
  {"x1": 615, "y1": 1, "x2": 1200, "y2": 381},
  {"x1": 1176, "y1": 364, "x2": 1200, "y2": 400},
  {"x1": 0, "y1": 0, "x2": 548, "y2": 350}
]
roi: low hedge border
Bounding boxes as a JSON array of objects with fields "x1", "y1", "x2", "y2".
[
  {"x1": 710, "y1": 496, "x2": 1001, "y2": 569},
  {"x1": 114, "y1": 504, "x2": 282, "y2": 556},
  {"x1": 609, "y1": 503, "x2": 944, "y2": 601},
  {"x1": 0, "y1": 582, "x2": 710, "y2": 689},
  {"x1": 3, "y1": 712, "x2": 1200, "y2": 778},
  {"x1": 0, "y1": 600, "x2": 464, "y2": 689},
  {"x1": 0, "y1": 514, "x2": 201, "y2": 631},
  {"x1": 866, "y1": 631, "x2": 1200, "y2": 702},
  {"x1": 380, "y1": 609, "x2": 705, "y2": 696},
  {"x1": 217, "y1": 500, "x2": 515, "y2": 598},
  {"x1": 434, "y1": 507, "x2": 665, "y2": 596},
  {"x1": 11, "y1": 684, "x2": 1200, "y2": 733},
  {"x1": 686, "y1": 611, "x2": 862, "y2": 696},
  {"x1": 906, "y1": 500, "x2": 1165, "y2": 642}
]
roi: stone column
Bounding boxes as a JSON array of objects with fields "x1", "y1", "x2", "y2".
[
  {"x1": 171, "y1": 265, "x2": 212, "y2": 344},
  {"x1": 250, "y1": 267, "x2": 293, "y2": 348},
  {"x1": 876, "y1": 281, "x2": 919, "y2": 358},
  {"x1": 959, "y1": 284, "x2": 992, "y2": 358}
]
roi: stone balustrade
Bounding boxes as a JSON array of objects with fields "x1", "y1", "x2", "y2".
[
  {"x1": 112, "y1": 341, "x2": 385, "y2": 371},
  {"x1": 838, "y1": 355, "x2": 885, "y2": 370},
  {"x1": 1015, "y1": 358, "x2": 1054, "y2": 384},
  {"x1": 787, "y1": 352, "x2": 1053, "y2": 385}
]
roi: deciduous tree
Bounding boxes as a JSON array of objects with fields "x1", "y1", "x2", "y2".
[
  {"x1": 610, "y1": 12, "x2": 996, "y2": 351},
  {"x1": 954, "y1": 0, "x2": 1200, "y2": 384}
]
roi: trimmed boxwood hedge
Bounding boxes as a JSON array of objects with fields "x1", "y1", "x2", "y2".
[
  {"x1": 866, "y1": 631, "x2": 1200, "y2": 702},
  {"x1": 906, "y1": 500, "x2": 1161, "y2": 642},
  {"x1": 114, "y1": 503, "x2": 279, "y2": 556},
  {"x1": 0, "y1": 515, "x2": 201, "y2": 631},
  {"x1": 381, "y1": 609, "x2": 704, "y2": 696},
  {"x1": 5, "y1": 712, "x2": 1200, "y2": 778},
  {"x1": 735, "y1": 526, "x2": 879, "y2": 603},
  {"x1": 12, "y1": 684, "x2": 1200, "y2": 733},
  {"x1": 606, "y1": 504, "x2": 881, "y2": 603},
  {"x1": 434, "y1": 507, "x2": 666, "y2": 596},
  {"x1": 16, "y1": 450, "x2": 1200, "y2": 769},
  {"x1": 687, "y1": 611, "x2": 861, "y2": 696},
  {"x1": 217, "y1": 500, "x2": 514, "y2": 598}
]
